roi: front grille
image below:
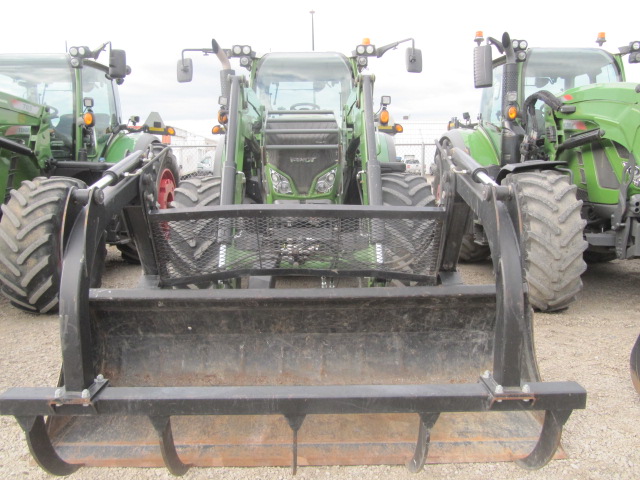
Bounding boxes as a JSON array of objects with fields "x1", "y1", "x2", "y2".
[{"x1": 264, "y1": 113, "x2": 340, "y2": 195}]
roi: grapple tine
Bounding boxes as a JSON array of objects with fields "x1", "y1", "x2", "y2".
[
  {"x1": 631, "y1": 334, "x2": 640, "y2": 394},
  {"x1": 515, "y1": 409, "x2": 572, "y2": 470},
  {"x1": 16, "y1": 415, "x2": 81, "y2": 476},
  {"x1": 149, "y1": 416, "x2": 191, "y2": 476},
  {"x1": 285, "y1": 415, "x2": 306, "y2": 475},
  {"x1": 405, "y1": 412, "x2": 440, "y2": 473}
]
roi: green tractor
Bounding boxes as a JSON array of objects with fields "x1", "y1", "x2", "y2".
[
  {"x1": 0, "y1": 44, "x2": 178, "y2": 313},
  {"x1": 173, "y1": 39, "x2": 431, "y2": 275},
  {"x1": 436, "y1": 31, "x2": 640, "y2": 311}
]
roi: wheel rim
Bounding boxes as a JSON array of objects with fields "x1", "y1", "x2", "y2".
[{"x1": 157, "y1": 169, "x2": 177, "y2": 209}]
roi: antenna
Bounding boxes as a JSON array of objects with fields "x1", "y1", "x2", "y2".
[{"x1": 310, "y1": 10, "x2": 315, "y2": 51}]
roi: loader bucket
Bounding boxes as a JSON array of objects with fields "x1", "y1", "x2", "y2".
[
  {"x1": 43, "y1": 285, "x2": 543, "y2": 468},
  {"x1": 0, "y1": 154, "x2": 585, "y2": 476}
]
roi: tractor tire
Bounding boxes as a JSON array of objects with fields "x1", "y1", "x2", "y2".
[
  {"x1": 381, "y1": 173, "x2": 436, "y2": 281},
  {"x1": 0, "y1": 177, "x2": 105, "y2": 314},
  {"x1": 459, "y1": 233, "x2": 491, "y2": 262},
  {"x1": 631, "y1": 334, "x2": 640, "y2": 394},
  {"x1": 173, "y1": 175, "x2": 222, "y2": 208},
  {"x1": 504, "y1": 170, "x2": 587, "y2": 312},
  {"x1": 168, "y1": 176, "x2": 222, "y2": 277},
  {"x1": 116, "y1": 242, "x2": 141, "y2": 264}
]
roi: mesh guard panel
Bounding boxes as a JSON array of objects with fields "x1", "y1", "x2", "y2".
[{"x1": 149, "y1": 205, "x2": 443, "y2": 286}]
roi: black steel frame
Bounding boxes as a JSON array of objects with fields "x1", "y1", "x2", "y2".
[{"x1": 0, "y1": 76, "x2": 587, "y2": 476}]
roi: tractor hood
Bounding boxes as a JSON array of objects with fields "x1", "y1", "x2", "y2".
[
  {"x1": 0, "y1": 91, "x2": 47, "y2": 127},
  {"x1": 555, "y1": 82, "x2": 640, "y2": 156},
  {"x1": 560, "y1": 82, "x2": 640, "y2": 105}
]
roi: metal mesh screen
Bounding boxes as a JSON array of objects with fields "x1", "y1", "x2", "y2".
[{"x1": 148, "y1": 207, "x2": 443, "y2": 286}]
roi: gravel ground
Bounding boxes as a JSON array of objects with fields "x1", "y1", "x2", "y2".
[{"x1": 0, "y1": 249, "x2": 638, "y2": 480}]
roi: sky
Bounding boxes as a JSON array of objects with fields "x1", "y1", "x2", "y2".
[{"x1": 2, "y1": 0, "x2": 640, "y2": 140}]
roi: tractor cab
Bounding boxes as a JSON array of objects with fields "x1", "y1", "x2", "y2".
[
  {"x1": 253, "y1": 52, "x2": 354, "y2": 118},
  {"x1": 479, "y1": 47, "x2": 623, "y2": 126},
  {"x1": 0, "y1": 48, "x2": 127, "y2": 164}
]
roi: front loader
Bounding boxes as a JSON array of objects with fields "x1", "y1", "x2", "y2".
[
  {"x1": 0, "y1": 44, "x2": 178, "y2": 313},
  {"x1": 0, "y1": 38, "x2": 586, "y2": 475}
]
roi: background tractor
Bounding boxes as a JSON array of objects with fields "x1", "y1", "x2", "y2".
[
  {"x1": 0, "y1": 44, "x2": 178, "y2": 313},
  {"x1": 436, "y1": 31, "x2": 640, "y2": 311}
]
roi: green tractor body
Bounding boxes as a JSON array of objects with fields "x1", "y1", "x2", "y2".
[
  {"x1": 0, "y1": 47, "x2": 178, "y2": 313},
  {"x1": 178, "y1": 40, "x2": 414, "y2": 211},
  {"x1": 438, "y1": 33, "x2": 640, "y2": 310}
]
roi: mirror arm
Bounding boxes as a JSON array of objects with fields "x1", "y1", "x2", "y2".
[
  {"x1": 377, "y1": 38, "x2": 415, "y2": 58},
  {"x1": 487, "y1": 37, "x2": 504, "y2": 54},
  {"x1": 90, "y1": 41, "x2": 110, "y2": 60},
  {"x1": 180, "y1": 48, "x2": 215, "y2": 67}
]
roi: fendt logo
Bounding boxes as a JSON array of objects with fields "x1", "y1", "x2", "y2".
[{"x1": 290, "y1": 157, "x2": 316, "y2": 163}]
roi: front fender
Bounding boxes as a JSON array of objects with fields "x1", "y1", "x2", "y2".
[
  {"x1": 102, "y1": 132, "x2": 138, "y2": 164},
  {"x1": 375, "y1": 132, "x2": 397, "y2": 163},
  {"x1": 103, "y1": 132, "x2": 161, "y2": 164},
  {"x1": 439, "y1": 127, "x2": 500, "y2": 167}
]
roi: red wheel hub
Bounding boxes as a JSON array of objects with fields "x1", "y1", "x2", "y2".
[{"x1": 157, "y1": 169, "x2": 176, "y2": 209}]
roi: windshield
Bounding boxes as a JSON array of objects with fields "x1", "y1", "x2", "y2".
[
  {"x1": 0, "y1": 55, "x2": 73, "y2": 124},
  {"x1": 523, "y1": 48, "x2": 622, "y2": 98},
  {"x1": 254, "y1": 52, "x2": 353, "y2": 118}
]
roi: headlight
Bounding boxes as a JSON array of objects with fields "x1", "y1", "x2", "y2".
[
  {"x1": 315, "y1": 169, "x2": 336, "y2": 194},
  {"x1": 271, "y1": 171, "x2": 292, "y2": 194}
]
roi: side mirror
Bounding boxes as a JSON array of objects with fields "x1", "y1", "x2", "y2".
[
  {"x1": 177, "y1": 58, "x2": 193, "y2": 83},
  {"x1": 473, "y1": 45, "x2": 493, "y2": 88},
  {"x1": 109, "y1": 49, "x2": 128, "y2": 79},
  {"x1": 406, "y1": 48, "x2": 422, "y2": 73}
]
